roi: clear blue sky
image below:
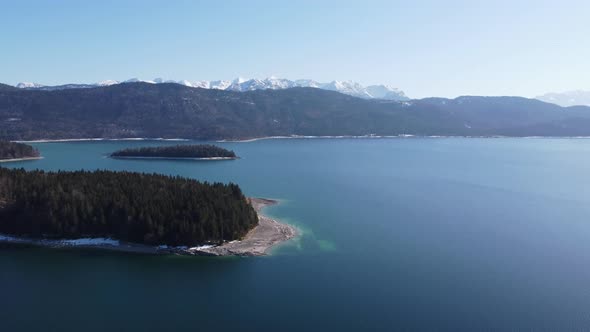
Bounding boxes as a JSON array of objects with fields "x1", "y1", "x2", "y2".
[{"x1": 1, "y1": 0, "x2": 588, "y2": 98}]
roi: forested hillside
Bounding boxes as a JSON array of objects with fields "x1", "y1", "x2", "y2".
[
  {"x1": 0, "y1": 168, "x2": 258, "y2": 246},
  {"x1": 2, "y1": 82, "x2": 590, "y2": 140}
]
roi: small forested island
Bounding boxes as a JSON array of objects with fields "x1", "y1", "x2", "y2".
[
  {"x1": 110, "y1": 144, "x2": 237, "y2": 160},
  {"x1": 0, "y1": 168, "x2": 258, "y2": 247},
  {"x1": 0, "y1": 141, "x2": 40, "y2": 162}
]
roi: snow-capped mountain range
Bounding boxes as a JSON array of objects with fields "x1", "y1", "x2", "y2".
[
  {"x1": 15, "y1": 77, "x2": 409, "y2": 101},
  {"x1": 536, "y1": 90, "x2": 590, "y2": 107}
]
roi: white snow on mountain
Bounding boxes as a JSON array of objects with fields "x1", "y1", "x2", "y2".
[
  {"x1": 14, "y1": 77, "x2": 409, "y2": 100},
  {"x1": 366, "y1": 85, "x2": 407, "y2": 100},
  {"x1": 185, "y1": 80, "x2": 207, "y2": 89},
  {"x1": 228, "y1": 77, "x2": 297, "y2": 92},
  {"x1": 536, "y1": 90, "x2": 590, "y2": 107},
  {"x1": 210, "y1": 80, "x2": 231, "y2": 90},
  {"x1": 294, "y1": 79, "x2": 322, "y2": 88},
  {"x1": 16, "y1": 82, "x2": 45, "y2": 89},
  {"x1": 321, "y1": 81, "x2": 373, "y2": 99},
  {"x1": 97, "y1": 80, "x2": 119, "y2": 86},
  {"x1": 123, "y1": 78, "x2": 155, "y2": 84}
]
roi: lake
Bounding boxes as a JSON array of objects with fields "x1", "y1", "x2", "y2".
[{"x1": 2, "y1": 138, "x2": 590, "y2": 331}]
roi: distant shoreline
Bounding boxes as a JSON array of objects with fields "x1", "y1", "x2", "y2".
[
  {"x1": 15, "y1": 138, "x2": 191, "y2": 143},
  {"x1": 13, "y1": 135, "x2": 590, "y2": 144},
  {"x1": 0, "y1": 198, "x2": 297, "y2": 257},
  {"x1": 0, "y1": 156, "x2": 43, "y2": 163},
  {"x1": 217, "y1": 134, "x2": 590, "y2": 142}
]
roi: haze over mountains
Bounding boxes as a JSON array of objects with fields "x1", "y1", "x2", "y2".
[
  {"x1": 2, "y1": 82, "x2": 590, "y2": 140},
  {"x1": 536, "y1": 90, "x2": 590, "y2": 107},
  {"x1": 14, "y1": 77, "x2": 410, "y2": 101}
]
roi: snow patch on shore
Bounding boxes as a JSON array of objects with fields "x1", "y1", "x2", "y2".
[
  {"x1": 188, "y1": 245, "x2": 215, "y2": 251},
  {"x1": 0, "y1": 234, "x2": 120, "y2": 247},
  {"x1": 0, "y1": 234, "x2": 17, "y2": 241}
]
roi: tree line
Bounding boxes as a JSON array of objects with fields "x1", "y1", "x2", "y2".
[
  {"x1": 111, "y1": 144, "x2": 236, "y2": 158},
  {"x1": 0, "y1": 168, "x2": 258, "y2": 246}
]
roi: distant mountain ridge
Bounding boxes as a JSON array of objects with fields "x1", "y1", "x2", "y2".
[
  {"x1": 536, "y1": 90, "x2": 590, "y2": 107},
  {"x1": 13, "y1": 77, "x2": 409, "y2": 101},
  {"x1": 2, "y1": 82, "x2": 590, "y2": 140}
]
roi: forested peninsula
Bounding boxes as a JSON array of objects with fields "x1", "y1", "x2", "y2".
[
  {"x1": 0, "y1": 141, "x2": 40, "y2": 161},
  {"x1": 110, "y1": 144, "x2": 237, "y2": 159},
  {"x1": 0, "y1": 168, "x2": 258, "y2": 247}
]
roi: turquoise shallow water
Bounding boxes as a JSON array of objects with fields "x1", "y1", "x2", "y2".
[{"x1": 3, "y1": 138, "x2": 590, "y2": 331}]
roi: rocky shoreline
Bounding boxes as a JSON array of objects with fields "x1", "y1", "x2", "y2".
[
  {"x1": 0, "y1": 198, "x2": 297, "y2": 257},
  {"x1": 197, "y1": 198, "x2": 297, "y2": 256}
]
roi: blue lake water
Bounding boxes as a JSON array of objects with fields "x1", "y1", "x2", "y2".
[{"x1": 2, "y1": 138, "x2": 590, "y2": 331}]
